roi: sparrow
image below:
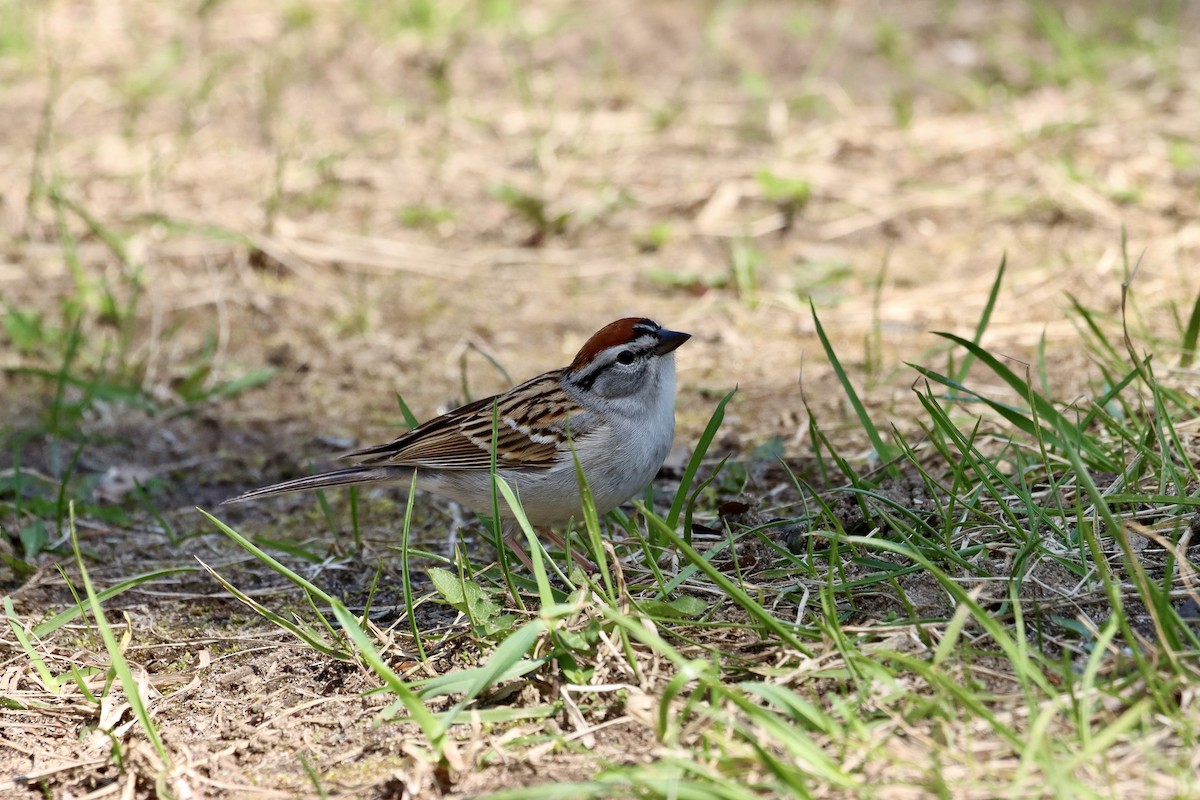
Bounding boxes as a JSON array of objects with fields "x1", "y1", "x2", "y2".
[{"x1": 223, "y1": 318, "x2": 690, "y2": 565}]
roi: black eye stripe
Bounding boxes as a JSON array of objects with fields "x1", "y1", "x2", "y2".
[
  {"x1": 577, "y1": 368, "x2": 600, "y2": 391},
  {"x1": 575, "y1": 344, "x2": 649, "y2": 390}
]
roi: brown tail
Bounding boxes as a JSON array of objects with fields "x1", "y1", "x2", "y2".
[{"x1": 221, "y1": 466, "x2": 412, "y2": 505}]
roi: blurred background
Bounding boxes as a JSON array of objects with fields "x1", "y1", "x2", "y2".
[{"x1": 3, "y1": 1, "x2": 1198, "y2": 456}]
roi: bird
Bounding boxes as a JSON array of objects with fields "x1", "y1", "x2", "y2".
[{"x1": 223, "y1": 318, "x2": 690, "y2": 568}]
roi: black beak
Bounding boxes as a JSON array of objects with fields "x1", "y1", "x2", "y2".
[{"x1": 654, "y1": 328, "x2": 691, "y2": 355}]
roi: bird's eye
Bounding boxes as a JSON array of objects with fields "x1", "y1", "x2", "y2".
[{"x1": 616, "y1": 350, "x2": 636, "y2": 365}]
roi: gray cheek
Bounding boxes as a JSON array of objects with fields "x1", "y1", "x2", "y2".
[{"x1": 595, "y1": 365, "x2": 649, "y2": 399}]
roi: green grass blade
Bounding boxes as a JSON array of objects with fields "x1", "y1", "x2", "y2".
[
  {"x1": 328, "y1": 599, "x2": 445, "y2": 752},
  {"x1": 1180, "y1": 289, "x2": 1200, "y2": 368},
  {"x1": 951, "y1": 254, "x2": 1005, "y2": 384},
  {"x1": 32, "y1": 567, "x2": 193, "y2": 637},
  {"x1": 196, "y1": 558, "x2": 349, "y2": 659},
  {"x1": 432, "y1": 617, "x2": 548, "y2": 739},
  {"x1": 4, "y1": 597, "x2": 63, "y2": 693},
  {"x1": 811, "y1": 301, "x2": 897, "y2": 473},
  {"x1": 496, "y1": 477, "x2": 557, "y2": 607},
  {"x1": 69, "y1": 502, "x2": 169, "y2": 765},
  {"x1": 398, "y1": 472, "x2": 427, "y2": 661},
  {"x1": 641, "y1": 504, "x2": 811, "y2": 654},
  {"x1": 667, "y1": 387, "x2": 736, "y2": 533},
  {"x1": 394, "y1": 391, "x2": 420, "y2": 428},
  {"x1": 198, "y1": 508, "x2": 337, "y2": 606}
]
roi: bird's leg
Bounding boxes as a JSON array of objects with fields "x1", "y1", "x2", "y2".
[
  {"x1": 537, "y1": 526, "x2": 596, "y2": 573},
  {"x1": 500, "y1": 522, "x2": 596, "y2": 574},
  {"x1": 501, "y1": 522, "x2": 537, "y2": 573}
]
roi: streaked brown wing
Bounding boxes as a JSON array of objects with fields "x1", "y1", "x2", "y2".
[{"x1": 345, "y1": 372, "x2": 577, "y2": 471}]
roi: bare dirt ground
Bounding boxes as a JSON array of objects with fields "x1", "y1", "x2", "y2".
[{"x1": 3, "y1": 0, "x2": 1200, "y2": 797}]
